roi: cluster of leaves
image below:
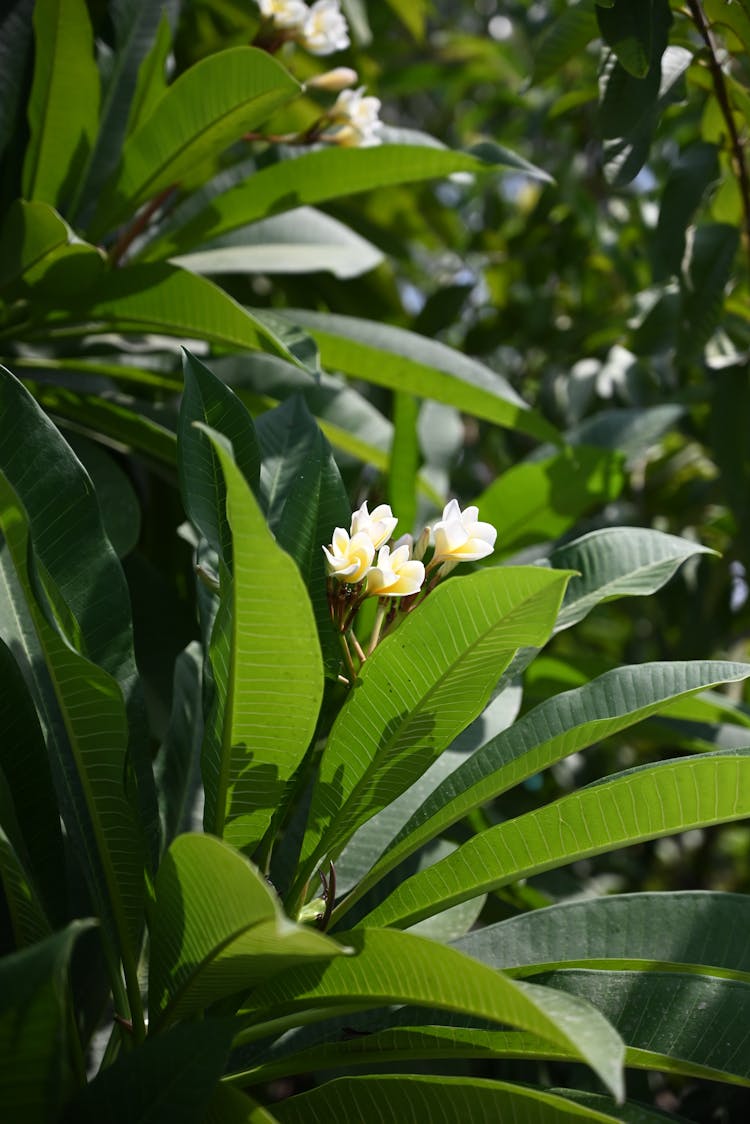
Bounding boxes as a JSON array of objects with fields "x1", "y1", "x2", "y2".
[{"x1": 3, "y1": 0, "x2": 750, "y2": 1121}]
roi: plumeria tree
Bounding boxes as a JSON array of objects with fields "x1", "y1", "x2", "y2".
[{"x1": 2, "y1": 1, "x2": 750, "y2": 1122}]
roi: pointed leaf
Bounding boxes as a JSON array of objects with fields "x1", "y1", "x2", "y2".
[
  {"x1": 22, "y1": 0, "x2": 100, "y2": 208},
  {"x1": 293, "y1": 567, "x2": 572, "y2": 902},
  {"x1": 273, "y1": 1076, "x2": 625, "y2": 1124},
  {"x1": 278, "y1": 310, "x2": 558, "y2": 443},
  {"x1": 238, "y1": 927, "x2": 624, "y2": 1099},
  {"x1": 363, "y1": 749, "x2": 750, "y2": 929},
  {"x1": 149, "y1": 834, "x2": 347, "y2": 1027},
  {"x1": 125, "y1": 8, "x2": 173, "y2": 137},
  {"x1": 197, "y1": 425, "x2": 324, "y2": 853},
  {"x1": 141, "y1": 144, "x2": 551, "y2": 261},
  {"x1": 332, "y1": 661, "x2": 750, "y2": 925},
  {"x1": 454, "y1": 890, "x2": 750, "y2": 981},
  {"x1": 91, "y1": 47, "x2": 300, "y2": 236},
  {"x1": 178, "y1": 349, "x2": 261, "y2": 564},
  {"x1": 0, "y1": 200, "x2": 70, "y2": 289}
]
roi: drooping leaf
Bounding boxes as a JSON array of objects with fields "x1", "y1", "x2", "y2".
[
  {"x1": 453, "y1": 890, "x2": 750, "y2": 981},
  {"x1": 278, "y1": 309, "x2": 558, "y2": 443},
  {"x1": 273, "y1": 1076, "x2": 626, "y2": 1124},
  {"x1": 332, "y1": 661, "x2": 750, "y2": 926},
  {"x1": 139, "y1": 143, "x2": 552, "y2": 261},
  {"x1": 363, "y1": 749, "x2": 750, "y2": 929},
  {"x1": 22, "y1": 0, "x2": 100, "y2": 209},
  {"x1": 292, "y1": 567, "x2": 572, "y2": 904},
  {"x1": 197, "y1": 425, "x2": 324, "y2": 855},
  {"x1": 148, "y1": 834, "x2": 347, "y2": 1028},
  {"x1": 596, "y1": 0, "x2": 656, "y2": 78},
  {"x1": 91, "y1": 47, "x2": 300, "y2": 237}
]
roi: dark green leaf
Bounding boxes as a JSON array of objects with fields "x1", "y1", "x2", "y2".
[{"x1": 597, "y1": 0, "x2": 655, "y2": 78}]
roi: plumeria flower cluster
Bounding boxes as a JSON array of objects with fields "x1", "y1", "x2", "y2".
[
  {"x1": 256, "y1": 0, "x2": 350, "y2": 55},
  {"x1": 323, "y1": 499, "x2": 497, "y2": 681}
]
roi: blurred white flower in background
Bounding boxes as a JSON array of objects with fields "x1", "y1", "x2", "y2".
[
  {"x1": 302, "y1": 0, "x2": 350, "y2": 55},
  {"x1": 328, "y1": 86, "x2": 382, "y2": 147}
]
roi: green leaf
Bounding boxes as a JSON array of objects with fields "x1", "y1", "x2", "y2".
[
  {"x1": 0, "y1": 365, "x2": 159, "y2": 863},
  {"x1": 67, "y1": 434, "x2": 141, "y2": 559},
  {"x1": 332, "y1": 661, "x2": 750, "y2": 926},
  {"x1": 65, "y1": 1020, "x2": 237, "y2": 1124},
  {"x1": 172, "y1": 208, "x2": 384, "y2": 280},
  {"x1": 293, "y1": 567, "x2": 572, "y2": 903},
  {"x1": 70, "y1": 0, "x2": 175, "y2": 225},
  {"x1": 0, "y1": 804, "x2": 50, "y2": 948},
  {"x1": 0, "y1": 638, "x2": 66, "y2": 927},
  {"x1": 652, "y1": 142, "x2": 719, "y2": 279},
  {"x1": 0, "y1": 921, "x2": 95, "y2": 1124},
  {"x1": 454, "y1": 891, "x2": 750, "y2": 982},
  {"x1": 125, "y1": 8, "x2": 173, "y2": 137},
  {"x1": 273, "y1": 1076, "x2": 626, "y2": 1124},
  {"x1": 277, "y1": 310, "x2": 558, "y2": 443},
  {"x1": 154, "y1": 642, "x2": 204, "y2": 847},
  {"x1": 388, "y1": 392, "x2": 420, "y2": 534},
  {"x1": 550, "y1": 527, "x2": 716, "y2": 631},
  {"x1": 596, "y1": 0, "x2": 655, "y2": 78},
  {"x1": 149, "y1": 834, "x2": 347, "y2": 1027},
  {"x1": 197, "y1": 425, "x2": 324, "y2": 854},
  {"x1": 43, "y1": 263, "x2": 317, "y2": 371},
  {"x1": 204, "y1": 1085, "x2": 282, "y2": 1124},
  {"x1": 91, "y1": 47, "x2": 300, "y2": 236},
  {"x1": 255, "y1": 396, "x2": 350, "y2": 678},
  {"x1": 238, "y1": 927, "x2": 624, "y2": 1099},
  {"x1": 22, "y1": 0, "x2": 100, "y2": 209},
  {"x1": 476, "y1": 445, "x2": 625, "y2": 559},
  {"x1": 679, "y1": 222, "x2": 740, "y2": 356},
  {"x1": 0, "y1": 0, "x2": 34, "y2": 163},
  {"x1": 178, "y1": 349, "x2": 261, "y2": 564},
  {"x1": 140, "y1": 144, "x2": 551, "y2": 261},
  {"x1": 0, "y1": 200, "x2": 70, "y2": 289},
  {"x1": 363, "y1": 749, "x2": 750, "y2": 929},
  {"x1": 540, "y1": 969, "x2": 750, "y2": 1086},
  {"x1": 532, "y1": 3, "x2": 599, "y2": 85}
]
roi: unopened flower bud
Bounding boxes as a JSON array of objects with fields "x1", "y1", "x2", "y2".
[
  {"x1": 412, "y1": 525, "x2": 431, "y2": 562},
  {"x1": 306, "y1": 66, "x2": 358, "y2": 91}
]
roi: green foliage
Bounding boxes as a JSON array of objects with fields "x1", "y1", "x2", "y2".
[{"x1": 2, "y1": 0, "x2": 750, "y2": 1121}]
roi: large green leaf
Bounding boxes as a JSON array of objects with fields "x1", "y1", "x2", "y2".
[
  {"x1": 476, "y1": 445, "x2": 625, "y2": 559},
  {"x1": 276, "y1": 310, "x2": 558, "y2": 443},
  {"x1": 65, "y1": 1020, "x2": 237, "y2": 1124},
  {"x1": 172, "y1": 207, "x2": 384, "y2": 280},
  {"x1": 255, "y1": 396, "x2": 350, "y2": 678},
  {"x1": 540, "y1": 969, "x2": 750, "y2": 1087},
  {"x1": 596, "y1": 0, "x2": 655, "y2": 78},
  {"x1": 197, "y1": 425, "x2": 324, "y2": 854},
  {"x1": 454, "y1": 891, "x2": 750, "y2": 981},
  {"x1": 39, "y1": 263, "x2": 316, "y2": 370},
  {"x1": 149, "y1": 834, "x2": 346, "y2": 1028},
  {"x1": 363, "y1": 749, "x2": 750, "y2": 929},
  {"x1": 550, "y1": 527, "x2": 716, "y2": 631},
  {"x1": 91, "y1": 47, "x2": 300, "y2": 236},
  {"x1": 292, "y1": 567, "x2": 572, "y2": 905},
  {"x1": 0, "y1": 638, "x2": 66, "y2": 927},
  {"x1": 238, "y1": 927, "x2": 624, "y2": 1098},
  {"x1": 22, "y1": 0, "x2": 100, "y2": 209},
  {"x1": 70, "y1": 0, "x2": 176, "y2": 224},
  {"x1": 0, "y1": 478, "x2": 146, "y2": 1009},
  {"x1": 331, "y1": 661, "x2": 750, "y2": 926},
  {"x1": 0, "y1": 365, "x2": 158, "y2": 861},
  {"x1": 0, "y1": 921, "x2": 94, "y2": 1124},
  {"x1": 140, "y1": 144, "x2": 551, "y2": 261},
  {"x1": 273, "y1": 1076, "x2": 626, "y2": 1124},
  {"x1": 178, "y1": 350, "x2": 261, "y2": 564},
  {"x1": 0, "y1": 200, "x2": 70, "y2": 289}
]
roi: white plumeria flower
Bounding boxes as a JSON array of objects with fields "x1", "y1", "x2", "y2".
[
  {"x1": 431, "y1": 499, "x2": 497, "y2": 564},
  {"x1": 323, "y1": 528, "x2": 375, "y2": 583},
  {"x1": 257, "y1": 0, "x2": 308, "y2": 29},
  {"x1": 301, "y1": 0, "x2": 350, "y2": 55},
  {"x1": 366, "y1": 544, "x2": 425, "y2": 598},
  {"x1": 350, "y1": 501, "x2": 397, "y2": 550},
  {"x1": 329, "y1": 86, "x2": 382, "y2": 147}
]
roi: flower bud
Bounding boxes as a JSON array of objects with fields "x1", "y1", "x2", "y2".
[{"x1": 306, "y1": 66, "x2": 358, "y2": 91}]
